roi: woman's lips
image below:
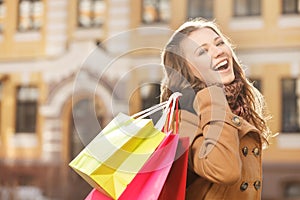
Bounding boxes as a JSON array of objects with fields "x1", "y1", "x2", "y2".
[{"x1": 213, "y1": 60, "x2": 228, "y2": 71}]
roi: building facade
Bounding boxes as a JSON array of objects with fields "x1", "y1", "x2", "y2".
[{"x1": 0, "y1": 0, "x2": 300, "y2": 199}]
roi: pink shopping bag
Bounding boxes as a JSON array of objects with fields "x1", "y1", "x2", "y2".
[{"x1": 158, "y1": 137, "x2": 189, "y2": 200}]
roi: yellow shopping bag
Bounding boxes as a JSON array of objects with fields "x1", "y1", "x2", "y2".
[{"x1": 69, "y1": 112, "x2": 166, "y2": 199}]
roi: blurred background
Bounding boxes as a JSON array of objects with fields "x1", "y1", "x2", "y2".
[{"x1": 0, "y1": 0, "x2": 300, "y2": 199}]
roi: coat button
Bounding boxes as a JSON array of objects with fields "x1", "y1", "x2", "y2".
[
  {"x1": 253, "y1": 180, "x2": 261, "y2": 190},
  {"x1": 242, "y1": 147, "x2": 248, "y2": 156},
  {"x1": 232, "y1": 116, "x2": 241, "y2": 126},
  {"x1": 252, "y1": 147, "x2": 260, "y2": 156},
  {"x1": 240, "y1": 182, "x2": 248, "y2": 191}
]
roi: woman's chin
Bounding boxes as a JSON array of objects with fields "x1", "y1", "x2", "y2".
[{"x1": 222, "y1": 75, "x2": 235, "y2": 85}]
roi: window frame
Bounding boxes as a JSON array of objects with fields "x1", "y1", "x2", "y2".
[
  {"x1": 139, "y1": 83, "x2": 161, "y2": 110},
  {"x1": 77, "y1": 0, "x2": 106, "y2": 28},
  {"x1": 282, "y1": 0, "x2": 300, "y2": 14},
  {"x1": 141, "y1": 0, "x2": 171, "y2": 24},
  {"x1": 233, "y1": 0, "x2": 261, "y2": 17},
  {"x1": 17, "y1": 0, "x2": 44, "y2": 32},
  {"x1": 15, "y1": 86, "x2": 39, "y2": 134},
  {"x1": 187, "y1": 0, "x2": 214, "y2": 20},
  {"x1": 281, "y1": 77, "x2": 300, "y2": 133},
  {"x1": 248, "y1": 77, "x2": 262, "y2": 92}
]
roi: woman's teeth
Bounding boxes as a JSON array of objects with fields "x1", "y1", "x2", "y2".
[{"x1": 214, "y1": 60, "x2": 228, "y2": 71}]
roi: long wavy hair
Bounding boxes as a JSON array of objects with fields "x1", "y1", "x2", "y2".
[{"x1": 160, "y1": 18, "x2": 272, "y2": 145}]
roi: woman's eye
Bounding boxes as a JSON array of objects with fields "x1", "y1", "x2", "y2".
[
  {"x1": 198, "y1": 48, "x2": 206, "y2": 56},
  {"x1": 216, "y1": 41, "x2": 225, "y2": 46}
]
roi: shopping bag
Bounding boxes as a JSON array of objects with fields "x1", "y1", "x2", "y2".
[
  {"x1": 84, "y1": 95, "x2": 185, "y2": 200},
  {"x1": 85, "y1": 136, "x2": 189, "y2": 200},
  {"x1": 85, "y1": 133, "x2": 179, "y2": 200},
  {"x1": 118, "y1": 95, "x2": 181, "y2": 200},
  {"x1": 120, "y1": 133, "x2": 178, "y2": 200},
  {"x1": 69, "y1": 113, "x2": 166, "y2": 199},
  {"x1": 70, "y1": 92, "x2": 182, "y2": 199},
  {"x1": 158, "y1": 137, "x2": 189, "y2": 200}
]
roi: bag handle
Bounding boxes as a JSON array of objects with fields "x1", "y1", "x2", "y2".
[
  {"x1": 131, "y1": 92, "x2": 182, "y2": 131},
  {"x1": 164, "y1": 97, "x2": 180, "y2": 134},
  {"x1": 154, "y1": 92, "x2": 182, "y2": 131},
  {"x1": 131, "y1": 101, "x2": 168, "y2": 120}
]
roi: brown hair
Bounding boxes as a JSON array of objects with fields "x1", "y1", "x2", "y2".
[{"x1": 160, "y1": 18, "x2": 272, "y2": 145}]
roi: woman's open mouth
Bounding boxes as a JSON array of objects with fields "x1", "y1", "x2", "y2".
[{"x1": 213, "y1": 60, "x2": 229, "y2": 72}]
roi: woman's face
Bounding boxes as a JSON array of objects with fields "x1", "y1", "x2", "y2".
[{"x1": 181, "y1": 27, "x2": 235, "y2": 85}]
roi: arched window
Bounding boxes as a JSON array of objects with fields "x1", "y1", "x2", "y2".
[
  {"x1": 139, "y1": 83, "x2": 161, "y2": 123},
  {"x1": 70, "y1": 98, "x2": 104, "y2": 157}
]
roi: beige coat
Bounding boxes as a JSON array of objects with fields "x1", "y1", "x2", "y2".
[{"x1": 178, "y1": 86, "x2": 263, "y2": 200}]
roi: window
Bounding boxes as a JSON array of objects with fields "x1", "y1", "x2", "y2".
[
  {"x1": 140, "y1": 83, "x2": 160, "y2": 110},
  {"x1": 18, "y1": 0, "x2": 44, "y2": 32},
  {"x1": 71, "y1": 98, "x2": 103, "y2": 146},
  {"x1": 0, "y1": 0, "x2": 5, "y2": 33},
  {"x1": 15, "y1": 86, "x2": 38, "y2": 133},
  {"x1": 281, "y1": 78, "x2": 300, "y2": 133},
  {"x1": 139, "y1": 83, "x2": 161, "y2": 123},
  {"x1": 187, "y1": 0, "x2": 213, "y2": 20},
  {"x1": 282, "y1": 0, "x2": 300, "y2": 14},
  {"x1": 233, "y1": 0, "x2": 261, "y2": 17},
  {"x1": 77, "y1": 0, "x2": 105, "y2": 28},
  {"x1": 249, "y1": 78, "x2": 262, "y2": 91},
  {"x1": 142, "y1": 0, "x2": 170, "y2": 24}
]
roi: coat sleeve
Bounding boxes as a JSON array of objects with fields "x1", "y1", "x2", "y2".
[{"x1": 190, "y1": 85, "x2": 243, "y2": 185}]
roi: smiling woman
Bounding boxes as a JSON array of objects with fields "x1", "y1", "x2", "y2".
[
  {"x1": 180, "y1": 27, "x2": 235, "y2": 85},
  {"x1": 160, "y1": 18, "x2": 273, "y2": 200}
]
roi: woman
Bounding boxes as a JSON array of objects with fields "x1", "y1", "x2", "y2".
[{"x1": 160, "y1": 18, "x2": 272, "y2": 200}]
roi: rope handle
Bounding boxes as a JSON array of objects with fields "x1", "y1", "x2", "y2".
[
  {"x1": 154, "y1": 92, "x2": 181, "y2": 131},
  {"x1": 131, "y1": 92, "x2": 182, "y2": 131},
  {"x1": 164, "y1": 97, "x2": 180, "y2": 134},
  {"x1": 131, "y1": 101, "x2": 168, "y2": 119}
]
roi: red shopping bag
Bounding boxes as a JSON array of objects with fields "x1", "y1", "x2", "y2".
[
  {"x1": 158, "y1": 137, "x2": 189, "y2": 200},
  {"x1": 85, "y1": 133, "x2": 179, "y2": 200}
]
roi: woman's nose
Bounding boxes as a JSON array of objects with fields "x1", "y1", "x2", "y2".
[{"x1": 209, "y1": 45, "x2": 223, "y2": 58}]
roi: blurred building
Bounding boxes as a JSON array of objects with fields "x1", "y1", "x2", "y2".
[{"x1": 0, "y1": 0, "x2": 299, "y2": 199}]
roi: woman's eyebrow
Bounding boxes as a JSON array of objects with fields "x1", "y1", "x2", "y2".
[
  {"x1": 193, "y1": 36, "x2": 222, "y2": 54},
  {"x1": 214, "y1": 36, "x2": 221, "y2": 41},
  {"x1": 214, "y1": 35, "x2": 223, "y2": 41}
]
